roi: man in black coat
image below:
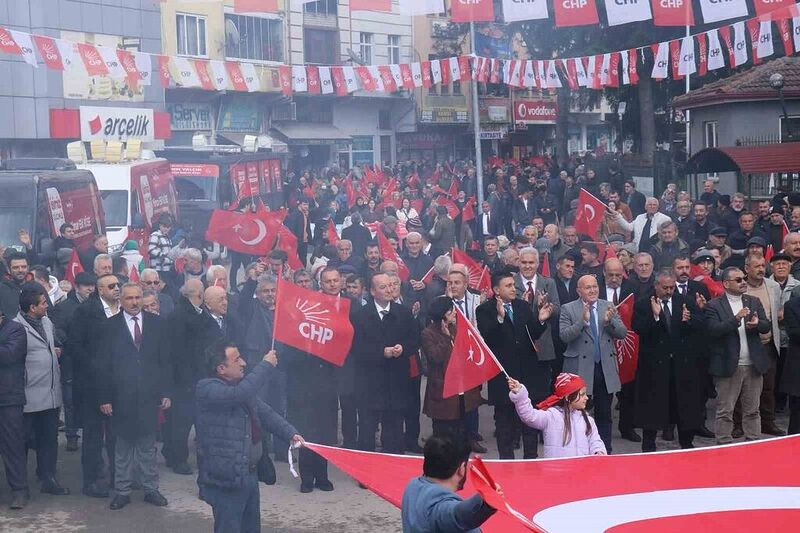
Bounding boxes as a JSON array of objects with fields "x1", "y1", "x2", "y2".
[
  {"x1": 341, "y1": 213, "x2": 372, "y2": 259},
  {"x1": 49, "y1": 272, "x2": 96, "y2": 451},
  {"x1": 0, "y1": 252, "x2": 29, "y2": 320},
  {"x1": 623, "y1": 180, "x2": 646, "y2": 218},
  {"x1": 0, "y1": 310, "x2": 28, "y2": 509},
  {"x1": 285, "y1": 267, "x2": 342, "y2": 493},
  {"x1": 476, "y1": 271, "x2": 552, "y2": 459},
  {"x1": 781, "y1": 295, "x2": 800, "y2": 434},
  {"x1": 351, "y1": 273, "x2": 420, "y2": 454},
  {"x1": 705, "y1": 267, "x2": 772, "y2": 444},
  {"x1": 632, "y1": 271, "x2": 705, "y2": 452},
  {"x1": 162, "y1": 279, "x2": 206, "y2": 475},
  {"x1": 67, "y1": 274, "x2": 120, "y2": 498},
  {"x1": 553, "y1": 254, "x2": 579, "y2": 305},
  {"x1": 285, "y1": 198, "x2": 313, "y2": 267},
  {"x1": 97, "y1": 283, "x2": 171, "y2": 510},
  {"x1": 597, "y1": 258, "x2": 639, "y2": 442},
  {"x1": 401, "y1": 232, "x2": 434, "y2": 306}
]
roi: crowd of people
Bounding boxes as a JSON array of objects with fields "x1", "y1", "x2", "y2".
[{"x1": 1, "y1": 155, "x2": 800, "y2": 532}]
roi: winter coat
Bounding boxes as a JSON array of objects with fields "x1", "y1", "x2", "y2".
[
  {"x1": 509, "y1": 385, "x2": 606, "y2": 458},
  {"x1": 0, "y1": 318, "x2": 27, "y2": 407},
  {"x1": 14, "y1": 314, "x2": 62, "y2": 413}
]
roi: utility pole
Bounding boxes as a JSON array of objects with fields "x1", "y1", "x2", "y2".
[{"x1": 470, "y1": 21, "x2": 484, "y2": 205}]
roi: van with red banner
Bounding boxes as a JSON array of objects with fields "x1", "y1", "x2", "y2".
[
  {"x1": 0, "y1": 158, "x2": 106, "y2": 256},
  {"x1": 155, "y1": 150, "x2": 284, "y2": 244},
  {"x1": 76, "y1": 157, "x2": 178, "y2": 255}
]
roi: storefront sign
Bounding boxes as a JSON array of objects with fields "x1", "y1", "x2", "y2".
[
  {"x1": 170, "y1": 163, "x2": 220, "y2": 178},
  {"x1": 398, "y1": 132, "x2": 451, "y2": 149},
  {"x1": 420, "y1": 108, "x2": 469, "y2": 124},
  {"x1": 513, "y1": 99, "x2": 558, "y2": 125},
  {"x1": 479, "y1": 97, "x2": 511, "y2": 123},
  {"x1": 167, "y1": 103, "x2": 213, "y2": 131},
  {"x1": 479, "y1": 126, "x2": 508, "y2": 140},
  {"x1": 79, "y1": 106, "x2": 154, "y2": 141}
]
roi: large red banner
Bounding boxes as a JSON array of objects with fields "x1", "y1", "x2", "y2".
[
  {"x1": 134, "y1": 161, "x2": 178, "y2": 230},
  {"x1": 40, "y1": 185, "x2": 104, "y2": 251},
  {"x1": 306, "y1": 436, "x2": 800, "y2": 532}
]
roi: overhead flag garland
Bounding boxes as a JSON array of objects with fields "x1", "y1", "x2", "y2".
[{"x1": 0, "y1": 3, "x2": 799, "y2": 97}]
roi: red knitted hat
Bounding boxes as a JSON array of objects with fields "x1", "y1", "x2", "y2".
[{"x1": 535, "y1": 373, "x2": 587, "y2": 410}]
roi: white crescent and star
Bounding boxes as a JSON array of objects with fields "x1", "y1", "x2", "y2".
[
  {"x1": 584, "y1": 203, "x2": 596, "y2": 222},
  {"x1": 237, "y1": 218, "x2": 267, "y2": 246},
  {"x1": 466, "y1": 329, "x2": 485, "y2": 366}
]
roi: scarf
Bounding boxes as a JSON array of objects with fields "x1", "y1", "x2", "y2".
[{"x1": 23, "y1": 313, "x2": 47, "y2": 341}]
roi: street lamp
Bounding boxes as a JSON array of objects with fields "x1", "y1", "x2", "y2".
[{"x1": 770, "y1": 72, "x2": 793, "y2": 140}]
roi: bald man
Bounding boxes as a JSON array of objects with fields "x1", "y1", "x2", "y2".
[{"x1": 559, "y1": 275, "x2": 627, "y2": 453}]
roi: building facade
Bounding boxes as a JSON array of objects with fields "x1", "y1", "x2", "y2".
[{"x1": 0, "y1": 0, "x2": 167, "y2": 160}]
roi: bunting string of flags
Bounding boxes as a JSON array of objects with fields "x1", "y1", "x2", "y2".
[{"x1": 0, "y1": 3, "x2": 798, "y2": 97}]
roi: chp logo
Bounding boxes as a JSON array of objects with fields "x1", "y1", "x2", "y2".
[{"x1": 294, "y1": 298, "x2": 335, "y2": 345}]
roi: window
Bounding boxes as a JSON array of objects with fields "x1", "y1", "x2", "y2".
[
  {"x1": 304, "y1": 28, "x2": 338, "y2": 64},
  {"x1": 352, "y1": 136, "x2": 374, "y2": 165},
  {"x1": 388, "y1": 35, "x2": 401, "y2": 64},
  {"x1": 176, "y1": 13, "x2": 207, "y2": 57},
  {"x1": 303, "y1": 0, "x2": 337, "y2": 15},
  {"x1": 779, "y1": 116, "x2": 800, "y2": 142},
  {"x1": 100, "y1": 190, "x2": 129, "y2": 228},
  {"x1": 704, "y1": 121, "x2": 718, "y2": 148},
  {"x1": 452, "y1": 81, "x2": 461, "y2": 95},
  {"x1": 224, "y1": 14, "x2": 283, "y2": 62},
  {"x1": 380, "y1": 135, "x2": 392, "y2": 165},
  {"x1": 378, "y1": 110, "x2": 391, "y2": 130},
  {"x1": 360, "y1": 33, "x2": 373, "y2": 65}
]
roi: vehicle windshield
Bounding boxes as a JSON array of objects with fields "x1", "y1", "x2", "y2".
[
  {"x1": 0, "y1": 207, "x2": 33, "y2": 250},
  {"x1": 101, "y1": 190, "x2": 128, "y2": 228},
  {"x1": 175, "y1": 175, "x2": 218, "y2": 202}
]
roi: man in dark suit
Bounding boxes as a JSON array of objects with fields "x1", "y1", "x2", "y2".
[
  {"x1": 476, "y1": 272, "x2": 553, "y2": 459},
  {"x1": 705, "y1": 267, "x2": 771, "y2": 444},
  {"x1": 474, "y1": 201, "x2": 501, "y2": 244},
  {"x1": 67, "y1": 274, "x2": 120, "y2": 498},
  {"x1": 98, "y1": 283, "x2": 171, "y2": 510},
  {"x1": 632, "y1": 271, "x2": 705, "y2": 452},
  {"x1": 352, "y1": 273, "x2": 420, "y2": 454},
  {"x1": 480, "y1": 236, "x2": 503, "y2": 275},
  {"x1": 512, "y1": 188, "x2": 537, "y2": 235},
  {"x1": 554, "y1": 254, "x2": 578, "y2": 305},
  {"x1": 285, "y1": 198, "x2": 313, "y2": 267},
  {"x1": 597, "y1": 258, "x2": 639, "y2": 442},
  {"x1": 341, "y1": 213, "x2": 372, "y2": 259},
  {"x1": 623, "y1": 179, "x2": 646, "y2": 218}
]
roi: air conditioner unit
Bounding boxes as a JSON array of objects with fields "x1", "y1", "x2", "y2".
[
  {"x1": 242, "y1": 135, "x2": 258, "y2": 153},
  {"x1": 192, "y1": 133, "x2": 209, "y2": 149}
]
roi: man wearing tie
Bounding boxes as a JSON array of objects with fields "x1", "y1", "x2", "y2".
[
  {"x1": 474, "y1": 201, "x2": 500, "y2": 243},
  {"x1": 559, "y1": 275, "x2": 628, "y2": 453},
  {"x1": 597, "y1": 258, "x2": 638, "y2": 442},
  {"x1": 632, "y1": 271, "x2": 705, "y2": 452},
  {"x1": 98, "y1": 283, "x2": 171, "y2": 510}
]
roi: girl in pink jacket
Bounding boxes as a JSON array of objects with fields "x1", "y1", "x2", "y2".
[{"x1": 508, "y1": 373, "x2": 607, "y2": 458}]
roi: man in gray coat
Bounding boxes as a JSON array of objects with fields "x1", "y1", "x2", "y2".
[
  {"x1": 14, "y1": 285, "x2": 69, "y2": 496},
  {"x1": 559, "y1": 275, "x2": 627, "y2": 453}
]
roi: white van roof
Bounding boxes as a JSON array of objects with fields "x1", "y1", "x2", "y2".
[{"x1": 77, "y1": 158, "x2": 170, "y2": 190}]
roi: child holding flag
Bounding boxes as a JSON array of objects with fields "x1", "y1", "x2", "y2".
[{"x1": 507, "y1": 373, "x2": 607, "y2": 458}]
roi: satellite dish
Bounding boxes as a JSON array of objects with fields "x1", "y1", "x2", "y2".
[{"x1": 225, "y1": 19, "x2": 241, "y2": 47}]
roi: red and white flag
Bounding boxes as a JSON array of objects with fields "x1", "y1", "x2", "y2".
[
  {"x1": 64, "y1": 249, "x2": 84, "y2": 285},
  {"x1": 226, "y1": 61, "x2": 250, "y2": 91},
  {"x1": 193, "y1": 60, "x2": 215, "y2": 90},
  {"x1": 326, "y1": 219, "x2": 339, "y2": 246},
  {"x1": 292, "y1": 64, "x2": 308, "y2": 92},
  {"x1": 205, "y1": 208, "x2": 279, "y2": 256},
  {"x1": 678, "y1": 36, "x2": 696, "y2": 76},
  {"x1": 368, "y1": 65, "x2": 385, "y2": 91},
  {"x1": 33, "y1": 35, "x2": 64, "y2": 70},
  {"x1": 210, "y1": 60, "x2": 230, "y2": 91},
  {"x1": 451, "y1": 248, "x2": 490, "y2": 293},
  {"x1": 574, "y1": 188, "x2": 607, "y2": 239},
  {"x1": 651, "y1": 41, "x2": 670, "y2": 80},
  {"x1": 173, "y1": 57, "x2": 201, "y2": 87},
  {"x1": 443, "y1": 308, "x2": 503, "y2": 398},
  {"x1": 731, "y1": 21, "x2": 749, "y2": 67},
  {"x1": 752, "y1": 0, "x2": 795, "y2": 15},
  {"x1": 378, "y1": 65, "x2": 397, "y2": 92},
  {"x1": 400, "y1": 63, "x2": 415, "y2": 89},
  {"x1": 628, "y1": 48, "x2": 639, "y2": 84},
  {"x1": 306, "y1": 65, "x2": 321, "y2": 94},
  {"x1": 273, "y1": 279, "x2": 354, "y2": 366},
  {"x1": 156, "y1": 55, "x2": 172, "y2": 87},
  {"x1": 319, "y1": 66, "x2": 334, "y2": 95},
  {"x1": 377, "y1": 230, "x2": 410, "y2": 281},
  {"x1": 699, "y1": 0, "x2": 748, "y2": 23},
  {"x1": 117, "y1": 49, "x2": 143, "y2": 84},
  {"x1": 614, "y1": 294, "x2": 639, "y2": 384},
  {"x1": 133, "y1": 51, "x2": 152, "y2": 86},
  {"x1": 777, "y1": 18, "x2": 794, "y2": 56},
  {"x1": 439, "y1": 58, "x2": 451, "y2": 85},
  {"x1": 669, "y1": 40, "x2": 683, "y2": 80},
  {"x1": 561, "y1": 58, "x2": 579, "y2": 89},
  {"x1": 76, "y1": 43, "x2": 109, "y2": 76},
  {"x1": 696, "y1": 33, "x2": 709, "y2": 76},
  {"x1": 603, "y1": 0, "x2": 651, "y2": 26},
  {"x1": 342, "y1": 66, "x2": 359, "y2": 93},
  {"x1": 707, "y1": 29, "x2": 726, "y2": 71},
  {"x1": 278, "y1": 64, "x2": 292, "y2": 96},
  {"x1": 98, "y1": 46, "x2": 127, "y2": 81},
  {"x1": 450, "y1": 0, "x2": 495, "y2": 22},
  {"x1": 128, "y1": 264, "x2": 140, "y2": 284},
  {"x1": 430, "y1": 60, "x2": 442, "y2": 85},
  {"x1": 574, "y1": 56, "x2": 588, "y2": 87},
  {"x1": 411, "y1": 62, "x2": 424, "y2": 87},
  {"x1": 240, "y1": 62, "x2": 259, "y2": 92},
  {"x1": 330, "y1": 66, "x2": 346, "y2": 96},
  {"x1": 469, "y1": 457, "x2": 543, "y2": 532},
  {"x1": 0, "y1": 27, "x2": 21, "y2": 55},
  {"x1": 9, "y1": 30, "x2": 37, "y2": 67},
  {"x1": 354, "y1": 66, "x2": 376, "y2": 91},
  {"x1": 546, "y1": 59, "x2": 563, "y2": 88},
  {"x1": 553, "y1": 0, "x2": 599, "y2": 27},
  {"x1": 652, "y1": 0, "x2": 694, "y2": 26}
]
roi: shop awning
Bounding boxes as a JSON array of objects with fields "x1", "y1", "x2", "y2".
[
  {"x1": 271, "y1": 122, "x2": 352, "y2": 145},
  {"x1": 685, "y1": 143, "x2": 800, "y2": 174}
]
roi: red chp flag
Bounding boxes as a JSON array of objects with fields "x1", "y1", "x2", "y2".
[
  {"x1": 451, "y1": 248, "x2": 491, "y2": 293},
  {"x1": 553, "y1": 0, "x2": 599, "y2": 27},
  {"x1": 64, "y1": 249, "x2": 84, "y2": 284},
  {"x1": 273, "y1": 279, "x2": 354, "y2": 366},
  {"x1": 205, "y1": 208, "x2": 278, "y2": 256},
  {"x1": 574, "y1": 188, "x2": 607, "y2": 239},
  {"x1": 76, "y1": 43, "x2": 110, "y2": 76},
  {"x1": 32, "y1": 35, "x2": 64, "y2": 70},
  {"x1": 652, "y1": 0, "x2": 695, "y2": 26},
  {"x1": 614, "y1": 294, "x2": 639, "y2": 384},
  {"x1": 450, "y1": 0, "x2": 495, "y2": 22},
  {"x1": 377, "y1": 231, "x2": 410, "y2": 281},
  {"x1": 443, "y1": 308, "x2": 503, "y2": 398}
]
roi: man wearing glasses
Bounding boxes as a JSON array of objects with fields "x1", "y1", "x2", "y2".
[
  {"x1": 66, "y1": 274, "x2": 121, "y2": 498},
  {"x1": 705, "y1": 267, "x2": 771, "y2": 444},
  {"x1": 140, "y1": 269, "x2": 175, "y2": 316}
]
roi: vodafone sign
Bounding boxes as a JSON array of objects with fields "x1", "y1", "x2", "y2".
[
  {"x1": 79, "y1": 106, "x2": 154, "y2": 142},
  {"x1": 514, "y1": 99, "x2": 558, "y2": 125}
]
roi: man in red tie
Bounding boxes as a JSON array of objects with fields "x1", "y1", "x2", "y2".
[{"x1": 98, "y1": 283, "x2": 172, "y2": 510}]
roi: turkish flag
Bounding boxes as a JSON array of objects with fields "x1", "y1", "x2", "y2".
[
  {"x1": 451, "y1": 248, "x2": 490, "y2": 292},
  {"x1": 64, "y1": 249, "x2": 84, "y2": 284},
  {"x1": 614, "y1": 294, "x2": 639, "y2": 384},
  {"x1": 306, "y1": 436, "x2": 800, "y2": 533},
  {"x1": 233, "y1": 0, "x2": 278, "y2": 12},
  {"x1": 781, "y1": 220, "x2": 790, "y2": 247},
  {"x1": 273, "y1": 279, "x2": 354, "y2": 366},
  {"x1": 574, "y1": 188, "x2": 607, "y2": 239},
  {"x1": 205, "y1": 209, "x2": 279, "y2": 256},
  {"x1": 450, "y1": 0, "x2": 495, "y2": 22},
  {"x1": 377, "y1": 230, "x2": 409, "y2": 281},
  {"x1": 443, "y1": 308, "x2": 503, "y2": 398},
  {"x1": 326, "y1": 219, "x2": 339, "y2": 245},
  {"x1": 128, "y1": 264, "x2": 140, "y2": 283},
  {"x1": 690, "y1": 264, "x2": 725, "y2": 298},
  {"x1": 469, "y1": 457, "x2": 543, "y2": 532},
  {"x1": 275, "y1": 224, "x2": 304, "y2": 270},
  {"x1": 32, "y1": 35, "x2": 64, "y2": 70},
  {"x1": 76, "y1": 43, "x2": 110, "y2": 76}
]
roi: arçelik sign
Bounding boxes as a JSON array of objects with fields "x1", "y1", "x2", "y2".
[{"x1": 79, "y1": 106, "x2": 154, "y2": 142}]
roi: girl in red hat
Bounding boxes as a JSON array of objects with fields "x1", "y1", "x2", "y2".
[{"x1": 507, "y1": 373, "x2": 607, "y2": 458}]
